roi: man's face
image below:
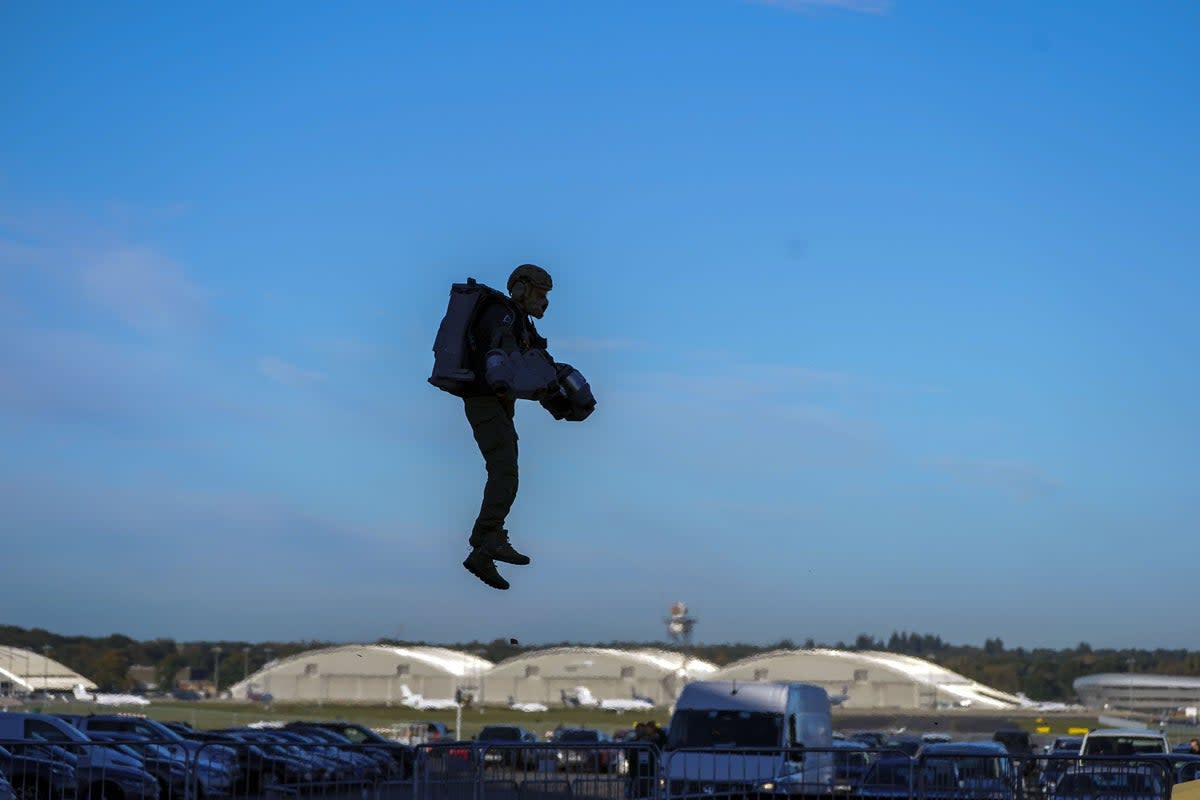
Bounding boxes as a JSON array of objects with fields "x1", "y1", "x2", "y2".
[{"x1": 520, "y1": 284, "x2": 550, "y2": 318}]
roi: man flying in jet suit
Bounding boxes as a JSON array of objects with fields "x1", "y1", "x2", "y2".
[{"x1": 460, "y1": 264, "x2": 554, "y2": 590}]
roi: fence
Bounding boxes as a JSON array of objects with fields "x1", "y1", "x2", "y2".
[{"x1": 2, "y1": 740, "x2": 1194, "y2": 800}]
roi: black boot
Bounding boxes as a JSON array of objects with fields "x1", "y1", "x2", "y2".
[
  {"x1": 463, "y1": 548, "x2": 509, "y2": 590},
  {"x1": 485, "y1": 529, "x2": 531, "y2": 566}
]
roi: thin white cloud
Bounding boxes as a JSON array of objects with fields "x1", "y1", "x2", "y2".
[
  {"x1": 259, "y1": 356, "x2": 326, "y2": 387},
  {"x1": 928, "y1": 456, "x2": 1059, "y2": 499},
  {"x1": 750, "y1": 0, "x2": 891, "y2": 13},
  {"x1": 79, "y1": 245, "x2": 209, "y2": 333},
  {"x1": 1, "y1": 213, "x2": 210, "y2": 335}
]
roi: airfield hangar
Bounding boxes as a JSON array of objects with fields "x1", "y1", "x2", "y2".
[
  {"x1": 1073, "y1": 672, "x2": 1200, "y2": 713},
  {"x1": 0, "y1": 645, "x2": 97, "y2": 696},
  {"x1": 478, "y1": 647, "x2": 718, "y2": 707},
  {"x1": 710, "y1": 649, "x2": 1025, "y2": 710},
  {"x1": 227, "y1": 645, "x2": 494, "y2": 704}
]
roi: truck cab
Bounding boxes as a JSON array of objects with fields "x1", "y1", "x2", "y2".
[{"x1": 665, "y1": 681, "x2": 835, "y2": 799}]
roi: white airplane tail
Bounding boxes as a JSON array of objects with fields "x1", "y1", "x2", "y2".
[{"x1": 73, "y1": 684, "x2": 95, "y2": 701}]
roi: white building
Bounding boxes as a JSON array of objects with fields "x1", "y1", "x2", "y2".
[
  {"x1": 1074, "y1": 673, "x2": 1200, "y2": 713},
  {"x1": 709, "y1": 649, "x2": 1024, "y2": 710},
  {"x1": 479, "y1": 647, "x2": 717, "y2": 707},
  {"x1": 227, "y1": 645, "x2": 493, "y2": 704},
  {"x1": 0, "y1": 645, "x2": 97, "y2": 696}
]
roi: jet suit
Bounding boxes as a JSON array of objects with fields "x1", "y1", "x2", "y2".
[{"x1": 461, "y1": 295, "x2": 548, "y2": 549}]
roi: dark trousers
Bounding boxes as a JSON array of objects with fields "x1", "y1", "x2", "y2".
[{"x1": 464, "y1": 394, "x2": 518, "y2": 547}]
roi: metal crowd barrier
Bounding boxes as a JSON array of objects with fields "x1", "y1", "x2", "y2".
[{"x1": 2, "y1": 740, "x2": 1192, "y2": 800}]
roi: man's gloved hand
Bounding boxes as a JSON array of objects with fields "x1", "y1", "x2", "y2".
[{"x1": 539, "y1": 392, "x2": 572, "y2": 420}]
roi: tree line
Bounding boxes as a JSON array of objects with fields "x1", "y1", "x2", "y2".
[{"x1": 4, "y1": 625, "x2": 1197, "y2": 701}]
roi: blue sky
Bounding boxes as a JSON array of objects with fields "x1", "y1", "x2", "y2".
[{"x1": 1, "y1": 1, "x2": 1196, "y2": 650}]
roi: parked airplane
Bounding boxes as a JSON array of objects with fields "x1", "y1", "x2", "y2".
[
  {"x1": 508, "y1": 696, "x2": 549, "y2": 713},
  {"x1": 399, "y1": 684, "x2": 459, "y2": 711},
  {"x1": 73, "y1": 683, "x2": 150, "y2": 706},
  {"x1": 561, "y1": 685, "x2": 655, "y2": 712}
]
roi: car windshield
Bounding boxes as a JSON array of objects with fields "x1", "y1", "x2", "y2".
[
  {"x1": 479, "y1": 727, "x2": 520, "y2": 741},
  {"x1": 1086, "y1": 737, "x2": 1164, "y2": 755},
  {"x1": 667, "y1": 710, "x2": 782, "y2": 748},
  {"x1": 948, "y1": 756, "x2": 1007, "y2": 779}
]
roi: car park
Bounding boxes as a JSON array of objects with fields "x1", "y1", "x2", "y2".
[
  {"x1": 1047, "y1": 764, "x2": 1166, "y2": 800},
  {"x1": 55, "y1": 715, "x2": 239, "y2": 800},
  {"x1": 0, "y1": 742, "x2": 77, "y2": 800},
  {"x1": 0, "y1": 713, "x2": 160, "y2": 800}
]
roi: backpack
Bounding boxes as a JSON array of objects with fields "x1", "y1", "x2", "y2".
[{"x1": 428, "y1": 277, "x2": 509, "y2": 396}]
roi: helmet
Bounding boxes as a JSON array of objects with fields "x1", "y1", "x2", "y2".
[{"x1": 507, "y1": 264, "x2": 553, "y2": 294}]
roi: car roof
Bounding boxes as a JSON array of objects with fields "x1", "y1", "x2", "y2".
[{"x1": 923, "y1": 742, "x2": 1009, "y2": 755}]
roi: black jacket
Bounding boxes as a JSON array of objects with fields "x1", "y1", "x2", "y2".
[{"x1": 462, "y1": 294, "x2": 548, "y2": 398}]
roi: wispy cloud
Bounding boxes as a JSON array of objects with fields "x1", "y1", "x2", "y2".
[
  {"x1": 79, "y1": 245, "x2": 209, "y2": 333},
  {"x1": 749, "y1": 0, "x2": 891, "y2": 13},
  {"x1": 259, "y1": 356, "x2": 326, "y2": 387},
  {"x1": 928, "y1": 456, "x2": 1059, "y2": 499},
  {"x1": 1, "y1": 215, "x2": 210, "y2": 334}
]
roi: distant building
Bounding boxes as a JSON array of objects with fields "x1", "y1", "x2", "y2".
[
  {"x1": 1074, "y1": 673, "x2": 1200, "y2": 713},
  {"x1": 0, "y1": 645, "x2": 97, "y2": 696},
  {"x1": 227, "y1": 645, "x2": 493, "y2": 704},
  {"x1": 174, "y1": 667, "x2": 213, "y2": 695},
  {"x1": 479, "y1": 647, "x2": 717, "y2": 707},
  {"x1": 710, "y1": 649, "x2": 1024, "y2": 710},
  {"x1": 126, "y1": 665, "x2": 159, "y2": 691}
]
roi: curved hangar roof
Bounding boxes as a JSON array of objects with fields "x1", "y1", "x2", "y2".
[
  {"x1": 710, "y1": 648, "x2": 1023, "y2": 710},
  {"x1": 228, "y1": 645, "x2": 494, "y2": 703},
  {"x1": 1075, "y1": 673, "x2": 1200, "y2": 691},
  {"x1": 0, "y1": 645, "x2": 98, "y2": 693},
  {"x1": 480, "y1": 647, "x2": 717, "y2": 706},
  {"x1": 1073, "y1": 672, "x2": 1200, "y2": 710}
]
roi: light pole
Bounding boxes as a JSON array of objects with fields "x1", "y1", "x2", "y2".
[
  {"x1": 42, "y1": 645, "x2": 51, "y2": 695},
  {"x1": 212, "y1": 646, "x2": 224, "y2": 697}
]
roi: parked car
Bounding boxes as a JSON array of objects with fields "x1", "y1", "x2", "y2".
[
  {"x1": 1045, "y1": 737, "x2": 1083, "y2": 755},
  {"x1": 551, "y1": 728, "x2": 623, "y2": 773},
  {"x1": 849, "y1": 732, "x2": 889, "y2": 749},
  {"x1": 1048, "y1": 765, "x2": 1165, "y2": 800},
  {"x1": 829, "y1": 740, "x2": 875, "y2": 789},
  {"x1": 1079, "y1": 729, "x2": 1168, "y2": 756},
  {"x1": 284, "y1": 721, "x2": 414, "y2": 776},
  {"x1": 0, "y1": 743, "x2": 77, "y2": 800},
  {"x1": 920, "y1": 742, "x2": 1017, "y2": 800},
  {"x1": 82, "y1": 733, "x2": 190, "y2": 800},
  {"x1": 0, "y1": 713, "x2": 160, "y2": 800},
  {"x1": 56, "y1": 714, "x2": 240, "y2": 799},
  {"x1": 474, "y1": 725, "x2": 539, "y2": 769},
  {"x1": 857, "y1": 755, "x2": 966, "y2": 800},
  {"x1": 993, "y1": 729, "x2": 1034, "y2": 758}
]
